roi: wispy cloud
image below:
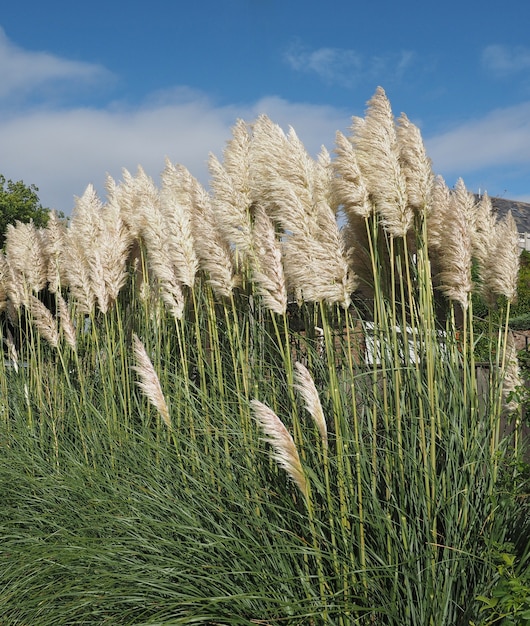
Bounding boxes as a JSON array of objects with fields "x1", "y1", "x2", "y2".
[
  {"x1": 0, "y1": 26, "x2": 112, "y2": 101},
  {"x1": 1, "y1": 28, "x2": 529, "y2": 213},
  {"x1": 284, "y1": 41, "x2": 414, "y2": 87},
  {"x1": 482, "y1": 44, "x2": 530, "y2": 76},
  {"x1": 426, "y1": 101, "x2": 530, "y2": 177},
  {"x1": 0, "y1": 90, "x2": 350, "y2": 213}
]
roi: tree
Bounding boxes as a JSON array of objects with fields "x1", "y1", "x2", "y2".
[{"x1": 0, "y1": 175, "x2": 51, "y2": 247}]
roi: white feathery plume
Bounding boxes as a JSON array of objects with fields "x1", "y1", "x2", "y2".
[
  {"x1": 427, "y1": 176, "x2": 451, "y2": 252},
  {"x1": 4, "y1": 255, "x2": 25, "y2": 310},
  {"x1": 502, "y1": 332, "x2": 523, "y2": 414},
  {"x1": 4, "y1": 221, "x2": 48, "y2": 299},
  {"x1": 293, "y1": 361, "x2": 327, "y2": 450},
  {"x1": 160, "y1": 160, "x2": 199, "y2": 288},
  {"x1": 61, "y1": 185, "x2": 104, "y2": 314},
  {"x1": 434, "y1": 179, "x2": 474, "y2": 310},
  {"x1": 209, "y1": 119, "x2": 254, "y2": 257},
  {"x1": 190, "y1": 175, "x2": 238, "y2": 298},
  {"x1": 482, "y1": 211, "x2": 520, "y2": 303},
  {"x1": 470, "y1": 192, "x2": 500, "y2": 301},
  {"x1": 331, "y1": 131, "x2": 377, "y2": 294},
  {"x1": 62, "y1": 228, "x2": 97, "y2": 315},
  {"x1": 98, "y1": 175, "x2": 135, "y2": 308},
  {"x1": 113, "y1": 167, "x2": 150, "y2": 239},
  {"x1": 0, "y1": 252, "x2": 8, "y2": 312},
  {"x1": 28, "y1": 295, "x2": 59, "y2": 348},
  {"x1": 249, "y1": 114, "x2": 291, "y2": 211},
  {"x1": 132, "y1": 334, "x2": 172, "y2": 429},
  {"x1": 132, "y1": 167, "x2": 186, "y2": 319},
  {"x1": 470, "y1": 192, "x2": 497, "y2": 259},
  {"x1": 396, "y1": 112, "x2": 435, "y2": 215},
  {"x1": 332, "y1": 130, "x2": 372, "y2": 219},
  {"x1": 251, "y1": 399, "x2": 308, "y2": 499},
  {"x1": 56, "y1": 292, "x2": 77, "y2": 351},
  {"x1": 251, "y1": 117, "x2": 357, "y2": 307},
  {"x1": 249, "y1": 204, "x2": 287, "y2": 315},
  {"x1": 350, "y1": 87, "x2": 412, "y2": 237},
  {"x1": 42, "y1": 210, "x2": 67, "y2": 294}
]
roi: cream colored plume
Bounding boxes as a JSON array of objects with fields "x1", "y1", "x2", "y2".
[
  {"x1": 159, "y1": 160, "x2": 199, "y2": 288},
  {"x1": 250, "y1": 117, "x2": 357, "y2": 307},
  {"x1": 28, "y1": 295, "x2": 59, "y2": 348},
  {"x1": 434, "y1": 179, "x2": 474, "y2": 310},
  {"x1": 190, "y1": 176, "x2": 238, "y2": 298},
  {"x1": 97, "y1": 176, "x2": 136, "y2": 307},
  {"x1": 4, "y1": 257, "x2": 25, "y2": 311},
  {"x1": 502, "y1": 332, "x2": 523, "y2": 414},
  {"x1": 396, "y1": 113, "x2": 434, "y2": 215},
  {"x1": 0, "y1": 252, "x2": 8, "y2": 312},
  {"x1": 350, "y1": 87, "x2": 412, "y2": 238},
  {"x1": 131, "y1": 167, "x2": 185, "y2": 319},
  {"x1": 288, "y1": 147, "x2": 357, "y2": 307},
  {"x1": 332, "y1": 130, "x2": 372, "y2": 219},
  {"x1": 427, "y1": 176, "x2": 451, "y2": 252},
  {"x1": 251, "y1": 399, "x2": 308, "y2": 499},
  {"x1": 209, "y1": 119, "x2": 254, "y2": 258},
  {"x1": 61, "y1": 185, "x2": 103, "y2": 314},
  {"x1": 293, "y1": 361, "x2": 327, "y2": 449},
  {"x1": 4, "y1": 221, "x2": 48, "y2": 301},
  {"x1": 132, "y1": 334, "x2": 172, "y2": 429},
  {"x1": 480, "y1": 211, "x2": 520, "y2": 304},
  {"x1": 42, "y1": 210, "x2": 67, "y2": 294},
  {"x1": 249, "y1": 204, "x2": 287, "y2": 315},
  {"x1": 113, "y1": 167, "x2": 151, "y2": 238},
  {"x1": 470, "y1": 193, "x2": 497, "y2": 261},
  {"x1": 56, "y1": 292, "x2": 77, "y2": 351}
]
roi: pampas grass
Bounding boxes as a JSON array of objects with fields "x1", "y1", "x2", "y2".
[
  {"x1": 190, "y1": 175, "x2": 238, "y2": 298},
  {"x1": 4, "y1": 220, "x2": 48, "y2": 301},
  {"x1": 293, "y1": 361, "x2": 327, "y2": 449},
  {"x1": 27, "y1": 295, "x2": 59, "y2": 348},
  {"x1": 351, "y1": 87, "x2": 412, "y2": 238},
  {"x1": 132, "y1": 333, "x2": 171, "y2": 430},
  {"x1": 0, "y1": 87, "x2": 527, "y2": 626},
  {"x1": 249, "y1": 204, "x2": 287, "y2": 315},
  {"x1": 434, "y1": 178, "x2": 474, "y2": 310},
  {"x1": 251, "y1": 399, "x2": 308, "y2": 500}
]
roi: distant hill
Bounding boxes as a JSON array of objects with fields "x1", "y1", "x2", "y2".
[{"x1": 480, "y1": 196, "x2": 530, "y2": 233}]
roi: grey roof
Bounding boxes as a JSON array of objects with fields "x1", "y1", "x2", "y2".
[{"x1": 484, "y1": 196, "x2": 530, "y2": 233}]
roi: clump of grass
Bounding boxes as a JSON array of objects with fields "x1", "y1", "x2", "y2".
[{"x1": 0, "y1": 86, "x2": 526, "y2": 625}]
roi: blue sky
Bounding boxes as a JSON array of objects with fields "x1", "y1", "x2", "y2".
[{"x1": 1, "y1": 0, "x2": 530, "y2": 213}]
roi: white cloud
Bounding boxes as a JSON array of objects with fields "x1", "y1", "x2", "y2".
[
  {"x1": 426, "y1": 101, "x2": 530, "y2": 176},
  {"x1": 0, "y1": 91, "x2": 351, "y2": 213},
  {"x1": 0, "y1": 26, "x2": 111, "y2": 100},
  {"x1": 2, "y1": 29, "x2": 529, "y2": 214},
  {"x1": 482, "y1": 44, "x2": 530, "y2": 76},
  {"x1": 284, "y1": 41, "x2": 414, "y2": 87}
]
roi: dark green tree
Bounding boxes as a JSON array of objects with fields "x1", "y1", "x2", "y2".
[{"x1": 0, "y1": 175, "x2": 51, "y2": 247}]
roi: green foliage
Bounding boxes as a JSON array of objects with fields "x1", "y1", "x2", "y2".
[
  {"x1": 473, "y1": 544, "x2": 530, "y2": 626},
  {"x1": 0, "y1": 174, "x2": 52, "y2": 247}
]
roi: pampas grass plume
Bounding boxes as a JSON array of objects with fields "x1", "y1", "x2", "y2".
[
  {"x1": 293, "y1": 361, "x2": 327, "y2": 449},
  {"x1": 250, "y1": 204, "x2": 287, "y2": 315},
  {"x1": 351, "y1": 87, "x2": 412, "y2": 238},
  {"x1": 251, "y1": 399, "x2": 308, "y2": 499},
  {"x1": 56, "y1": 293, "x2": 77, "y2": 351},
  {"x1": 28, "y1": 295, "x2": 59, "y2": 348},
  {"x1": 190, "y1": 176, "x2": 238, "y2": 298},
  {"x1": 132, "y1": 334, "x2": 172, "y2": 429}
]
